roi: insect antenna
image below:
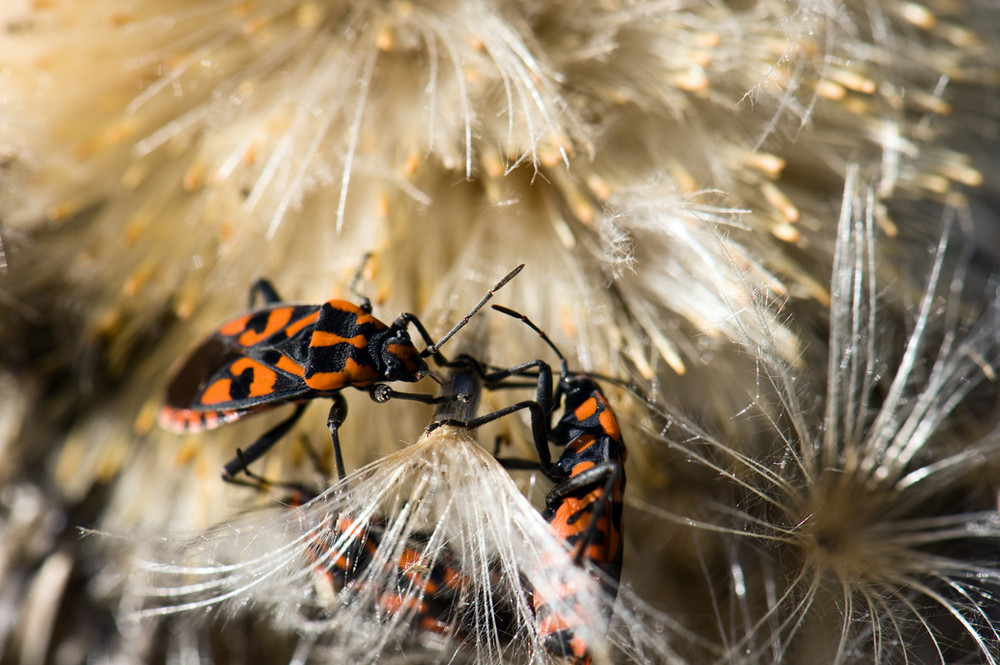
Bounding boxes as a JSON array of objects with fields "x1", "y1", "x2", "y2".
[
  {"x1": 492, "y1": 304, "x2": 651, "y2": 404},
  {"x1": 491, "y1": 305, "x2": 569, "y2": 379},
  {"x1": 420, "y1": 264, "x2": 525, "y2": 358}
]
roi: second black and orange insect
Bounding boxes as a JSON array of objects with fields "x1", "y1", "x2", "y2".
[
  {"x1": 160, "y1": 264, "x2": 523, "y2": 481},
  {"x1": 493, "y1": 307, "x2": 627, "y2": 665},
  {"x1": 430, "y1": 306, "x2": 627, "y2": 664}
]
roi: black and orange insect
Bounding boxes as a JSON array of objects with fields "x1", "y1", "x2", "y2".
[
  {"x1": 160, "y1": 264, "x2": 523, "y2": 482},
  {"x1": 301, "y1": 513, "x2": 472, "y2": 634},
  {"x1": 532, "y1": 383, "x2": 625, "y2": 664},
  {"x1": 431, "y1": 305, "x2": 627, "y2": 664}
]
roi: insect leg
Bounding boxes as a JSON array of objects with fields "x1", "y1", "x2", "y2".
[
  {"x1": 248, "y1": 278, "x2": 284, "y2": 306},
  {"x1": 449, "y1": 354, "x2": 558, "y2": 421},
  {"x1": 428, "y1": 399, "x2": 554, "y2": 471},
  {"x1": 219, "y1": 450, "x2": 274, "y2": 491},
  {"x1": 544, "y1": 462, "x2": 618, "y2": 510},
  {"x1": 222, "y1": 449, "x2": 318, "y2": 496},
  {"x1": 392, "y1": 313, "x2": 444, "y2": 364},
  {"x1": 491, "y1": 429, "x2": 551, "y2": 472},
  {"x1": 327, "y1": 393, "x2": 348, "y2": 481},
  {"x1": 440, "y1": 354, "x2": 538, "y2": 387},
  {"x1": 493, "y1": 457, "x2": 550, "y2": 473},
  {"x1": 295, "y1": 433, "x2": 329, "y2": 487},
  {"x1": 221, "y1": 403, "x2": 308, "y2": 479},
  {"x1": 348, "y1": 252, "x2": 374, "y2": 314},
  {"x1": 486, "y1": 359, "x2": 558, "y2": 421},
  {"x1": 573, "y1": 464, "x2": 623, "y2": 569},
  {"x1": 545, "y1": 462, "x2": 623, "y2": 567},
  {"x1": 492, "y1": 433, "x2": 507, "y2": 455},
  {"x1": 368, "y1": 385, "x2": 467, "y2": 406}
]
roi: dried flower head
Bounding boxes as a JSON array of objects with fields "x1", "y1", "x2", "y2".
[
  {"x1": 0, "y1": 0, "x2": 998, "y2": 662},
  {"x1": 647, "y1": 171, "x2": 1000, "y2": 664}
]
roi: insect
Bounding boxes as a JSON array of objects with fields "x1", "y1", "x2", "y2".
[
  {"x1": 430, "y1": 305, "x2": 627, "y2": 665},
  {"x1": 277, "y1": 473, "x2": 512, "y2": 640},
  {"x1": 295, "y1": 510, "x2": 469, "y2": 634},
  {"x1": 160, "y1": 263, "x2": 524, "y2": 482}
]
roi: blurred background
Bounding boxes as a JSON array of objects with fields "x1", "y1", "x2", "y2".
[{"x1": 1, "y1": 1, "x2": 999, "y2": 663}]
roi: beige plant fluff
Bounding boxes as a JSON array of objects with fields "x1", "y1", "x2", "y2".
[{"x1": 1, "y1": 0, "x2": 998, "y2": 663}]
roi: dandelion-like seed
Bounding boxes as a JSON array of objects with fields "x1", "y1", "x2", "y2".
[
  {"x1": 651, "y1": 171, "x2": 1000, "y2": 664},
  {"x1": 132, "y1": 413, "x2": 688, "y2": 664}
]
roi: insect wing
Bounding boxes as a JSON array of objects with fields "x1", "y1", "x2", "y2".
[
  {"x1": 216, "y1": 303, "x2": 322, "y2": 350},
  {"x1": 160, "y1": 304, "x2": 321, "y2": 432}
]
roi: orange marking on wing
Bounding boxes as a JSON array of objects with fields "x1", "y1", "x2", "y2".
[
  {"x1": 346, "y1": 334, "x2": 370, "y2": 348},
  {"x1": 420, "y1": 617, "x2": 451, "y2": 634},
  {"x1": 412, "y1": 576, "x2": 437, "y2": 594},
  {"x1": 537, "y1": 613, "x2": 576, "y2": 636},
  {"x1": 335, "y1": 518, "x2": 378, "y2": 557},
  {"x1": 309, "y1": 538, "x2": 349, "y2": 574},
  {"x1": 397, "y1": 548, "x2": 420, "y2": 568},
  {"x1": 219, "y1": 313, "x2": 252, "y2": 336},
  {"x1": 597, "y1": 398, "x2": 621, "y2": 441},
  {"x1": 557, "y1": 485, "x2": 618, "y2": 565},
  {"x1": 336, "y1": 516, "x2": 359, "y2": 533},
  {"x1": 581, "y1": 540, "x2": 611, "y2": 563},
  {"x1": 569, "y1": 634, "x2": 591, "y2": 661},
  {"x1": 275, "y1": 354, "x2": 306, "y2": 377},
  {"x1": 443, "y1": 566, "x2": 466, "y2": 590},
  {"x1": 570, "y1": 434, "x2": 597, "y2": 454},
  {"x1": 399, "y1": 553, "x2": 436, "y2": 592},
  {"x1": 284, "y1": 310, "x2": 319, "y2": 337},
  {"x1": 551, "y1": 506, "x2": 592, "y2": 539},
  {"x1": 574, "y1": 397, "x2": 598, "y2": 422},
  {"x1": 398, "y1": 549, "x2": 425, "y2": 575},
  {"x1": 239, "y1": 307, "x2": 293, "y2": 346},
  {"x1": 379, "y1": 593, "x2": 426, "y2": 613},
  {"x1": 306, "y1": 357, "x2": 380, "y2": 391},
  {"x1": 201, "y1": 378, "x2": 234, "y2": 405},
  {"x1": 310, "y1": 330, "x2": 369, "y2": 348},
  {"x1": 231, "y1": 357, "x2": 277, "y2": 397},
  {"x1": 552, "y1": 489, "x2": 603, "y2": 531},
  {"x1": 310, "y1": 330, "x2": 345, "y2": 347}
]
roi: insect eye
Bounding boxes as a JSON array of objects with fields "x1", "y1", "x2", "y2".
[{"x1": 383, "y1": 355, "x2": 404, "y2": 380}]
